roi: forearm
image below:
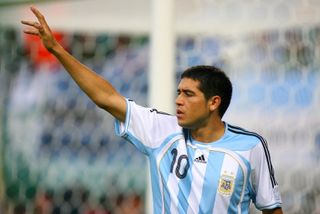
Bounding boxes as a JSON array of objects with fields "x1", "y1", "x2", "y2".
[{"x1": 51, "y1": 44, "x2": 126, "y2": 121}]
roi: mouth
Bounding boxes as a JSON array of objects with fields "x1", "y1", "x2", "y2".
[{"x1": 176, "y1": 109, "x2": 184, "y2": 119}]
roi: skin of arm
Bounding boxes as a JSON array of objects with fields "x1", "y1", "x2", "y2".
[
  {"x1": 262, "y1": 207, "x2": 283, "y2": 214},
  {"x1": 21, "y1": 7, "x2": 127, "y2": 122}
]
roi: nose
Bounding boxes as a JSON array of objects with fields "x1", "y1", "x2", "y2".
[{"x1": 175, "y1": 94, "x2": 183, "y2": 106}]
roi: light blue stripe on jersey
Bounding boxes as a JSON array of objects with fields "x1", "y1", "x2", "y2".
[
  {"x1": 258, "y1": 202, "x2": 282, "y2": 210},
  {"x1": 163, "y1": 178, "x2": 171, "y2": 213},
  {"x1": 227, "y1": 167, "x2": 243, "y2": 213},
  {"x1": 177, "y1": 145, "x2": 196, "y2": 213},
  {"x1": 159, "y1": 141, "x2": 175, "y2": 213},
  {"x1": 240, "y1": 165, "x2": 252, "y2": 214},
  {"x1": 239, "y1": 154, "x2": 253, "y2": 212},
  {"x1": 148, "y1": 155, "x2": 164, "y2": 214},
  {"x1": 200, "y1": 152, "x2": 225, "y2": 213}
]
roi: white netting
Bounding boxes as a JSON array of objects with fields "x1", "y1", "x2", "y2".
[{"x1": 0, "y1": 0, "x2": 320, "y2": 213}]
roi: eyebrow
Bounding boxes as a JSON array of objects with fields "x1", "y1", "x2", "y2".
[{"x1": 177, "y1": 88, "x2": 196, "y2": 95}]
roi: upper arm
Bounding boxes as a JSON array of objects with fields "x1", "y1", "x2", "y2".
[
  {"x1": 97, "y1": 92, "x2": 127, "y2": 122},
  {"x1": 100, "y1": 94, "x2": 127, "y2": 122}
]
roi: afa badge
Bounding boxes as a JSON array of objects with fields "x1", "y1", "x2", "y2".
[{"x1": 218, "y1": 174, "x2": 235, "y2": 196}]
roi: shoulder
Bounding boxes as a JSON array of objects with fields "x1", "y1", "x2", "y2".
[
  {"x1": 226, "y1": 123, "x2": 267, "y2": 148},
  {"x1": 128, "y1": 99, "x2": 180, "y2": 133},
  {"x1": 129, "y1": 99, "x2": 172, "y2": 115},
  {"x1": 128, "y1": 99, "x2": 176, "y2": 119}
]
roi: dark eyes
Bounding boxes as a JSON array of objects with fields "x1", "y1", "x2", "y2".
[
  {"x1": 185, "y1": 92, "x2": 193, "y2": 97},
  {"x1": 177, "y1": 90, "x2": 194, "y2": 97}
]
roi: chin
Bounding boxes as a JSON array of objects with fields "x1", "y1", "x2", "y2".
[
  {"x1": 178, "y1": 121, "x2": 192, "y2": 129},
  {"x1": 177, "y1": 120, "x2": 186, "y2": 127}
]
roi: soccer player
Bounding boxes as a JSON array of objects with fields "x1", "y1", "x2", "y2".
[{"x1": 21, "y1": 7, "x2": 283, "y2": 214}]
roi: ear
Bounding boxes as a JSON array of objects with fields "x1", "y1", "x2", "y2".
[{"x1": 208, "y1": 95, "x2": 221, "y2": 112}]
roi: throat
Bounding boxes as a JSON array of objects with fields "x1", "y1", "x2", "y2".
[{"x1": 191, "y1": 121, "x2": 225, "y2": 143}]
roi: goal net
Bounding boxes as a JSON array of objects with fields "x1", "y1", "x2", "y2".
[{"x1": 0, "y1": 0, "x2": 320, "y2": 213}]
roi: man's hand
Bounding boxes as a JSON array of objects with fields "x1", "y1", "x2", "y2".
[
  {"x1": 21, "y1": 6, "x2": 127, "y2": 121},
  {"x1": 21, "y1": 7, "x2": 59, "y2": 53}
]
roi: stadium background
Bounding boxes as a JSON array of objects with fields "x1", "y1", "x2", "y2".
[{"x1": 0, "y1": 0, "x2": 320, "y2": 213}]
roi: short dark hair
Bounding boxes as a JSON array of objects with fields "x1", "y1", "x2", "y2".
[{"x1": 180, "y1": 65, "x2": 233, "y2": 118}]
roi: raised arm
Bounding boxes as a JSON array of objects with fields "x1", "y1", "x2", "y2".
[{"x1": 21, "y1": 6, "x2": 126, "y2": 122}]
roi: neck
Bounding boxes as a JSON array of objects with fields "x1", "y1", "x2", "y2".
[{"x1": 190, "y1": 120, "x2": 225, "y2": 143}]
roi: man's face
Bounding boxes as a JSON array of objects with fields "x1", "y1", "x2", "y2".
[{"x1": 175, "y1": 78, "x2": 210, "y2": 129}]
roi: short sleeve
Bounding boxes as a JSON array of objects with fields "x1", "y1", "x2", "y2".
[
  {"x1": 250, "y1": 141, "x2": 282, "y2": 210},
  {"x1": 115, "y1": 99, "x2": 180, "y2": 155}
]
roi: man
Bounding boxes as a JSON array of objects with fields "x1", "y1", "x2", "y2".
[{"x1": 22, "y1": 7, "x2": 283, "y2": 213}]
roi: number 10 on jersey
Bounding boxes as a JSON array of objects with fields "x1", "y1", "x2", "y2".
[{"x1": 170, "y1": 148, "x2": 190, "y2": 179}]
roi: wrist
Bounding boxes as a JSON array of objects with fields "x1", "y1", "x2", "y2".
[{"x1": 49, "y1": 42, "x2": 64, "y2": 56}]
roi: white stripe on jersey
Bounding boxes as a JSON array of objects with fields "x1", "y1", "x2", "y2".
[
  {"x1": 187, "y1": 149, "x2": 209, "y2": 214},
  {"x1": 212, "y1": 153, "x2": 239, "y2": 213}
]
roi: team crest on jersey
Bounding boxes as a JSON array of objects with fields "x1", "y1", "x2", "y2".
[{"x1": 218, "y1": 174, "x2": 235, "y2": 196}]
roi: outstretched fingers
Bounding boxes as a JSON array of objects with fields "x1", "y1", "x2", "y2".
[
  {"x1": 30, "y1": 7, "x2": 49, "y2": 32},
  {"x1": 21, "y1": 7, "x2": 49, "y2": 34},
  {"x1": 23, "y1": 29, "x2": 39, "y2": 36},
  {"x1": 21, "y1": 20, "x2": 42, "y2": 35},
  {"x1": 21, "y1": 6, "x2": 58, "y2": 52},
  {"x1": 21, "y1": 20, "x2": 40, "y2": 28}
]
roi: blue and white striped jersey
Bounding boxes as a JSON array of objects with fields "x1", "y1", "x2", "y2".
[{"x1": 115, "y1": 99, "x2": 282, "y2": 214}]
